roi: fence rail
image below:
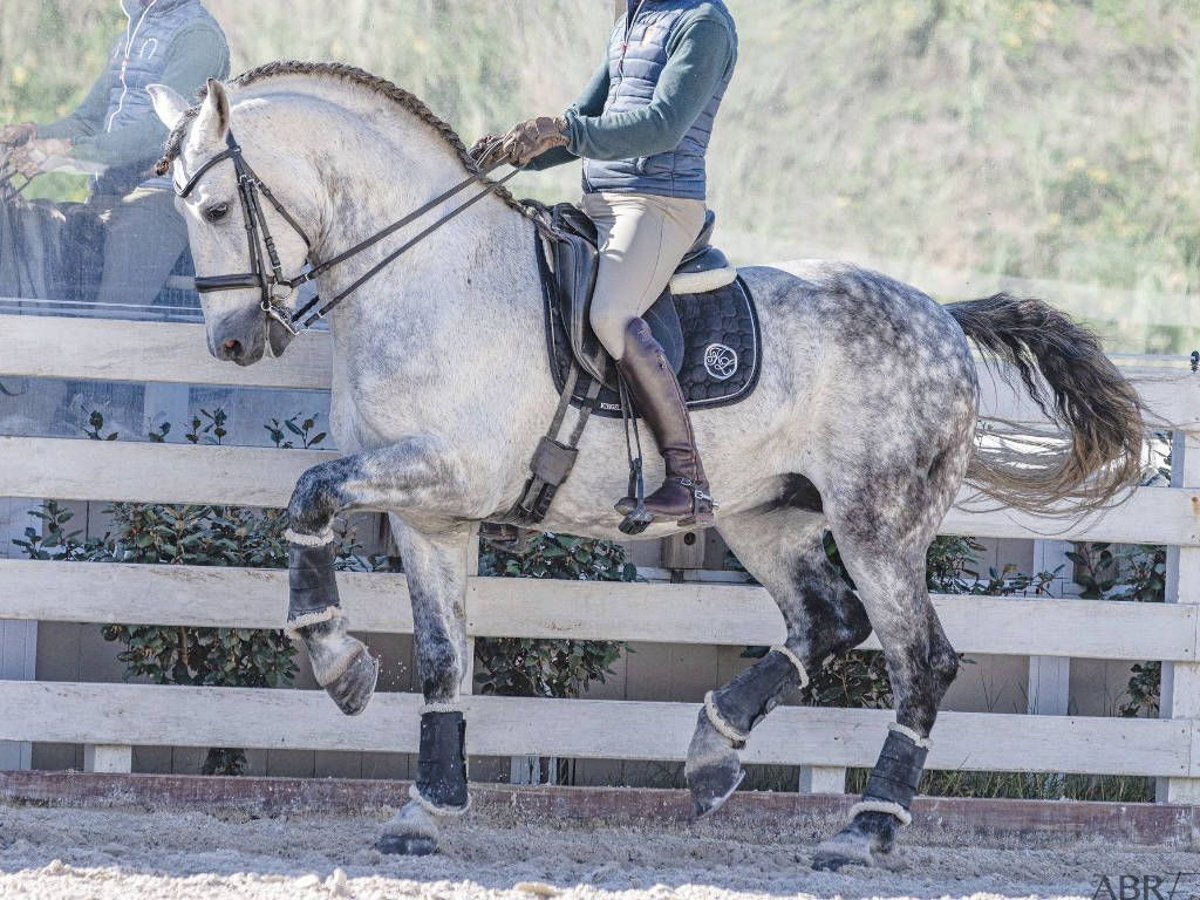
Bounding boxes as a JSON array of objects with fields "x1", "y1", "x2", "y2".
[
  {"x1": 0, "y1": 682, "x2": 1188, "y2": 776},
  {"x1": 0, "y1": 560, "x2": 1194, "y2": 660},
  {"x1": 0, "y1": 313, "x2": 1197, "y2": 801},
  {"x1": 1, "y1": 437, "x2": 1195, "y2": 545}
]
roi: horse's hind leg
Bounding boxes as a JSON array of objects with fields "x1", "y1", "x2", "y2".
[
  {"x1": 687, "y1": 504, "x2": 872, "y2": 818},
  {"x1": 810, "y1": 473, "x2": 962, "y2": 871}
]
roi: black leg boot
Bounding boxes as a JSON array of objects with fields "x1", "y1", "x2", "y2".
[{"x1": 614, "y1": 318, "x2": 715, "y2": 526}]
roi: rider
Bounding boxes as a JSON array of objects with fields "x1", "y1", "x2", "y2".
[
  {"x1": 0, "y1": 0, "x2": 229, "y2": 309},
  {"x1": 478, "y1": 0, "x2": 738, "y2": 526}
]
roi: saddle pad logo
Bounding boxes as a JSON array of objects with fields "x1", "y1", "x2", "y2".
[{"x1": 704, "y1": 343, "x2": 739, "y2": 381}]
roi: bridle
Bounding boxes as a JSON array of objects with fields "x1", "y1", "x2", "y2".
[{"x1": 174, "y1": 130, "x2": 519, "y2": 336}]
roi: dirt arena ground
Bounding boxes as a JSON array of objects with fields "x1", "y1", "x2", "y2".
[{"x1": 0, "y1": 797, "x2": 1196, "y2": 900}]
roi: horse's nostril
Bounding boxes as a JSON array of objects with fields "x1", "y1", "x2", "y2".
[{"x1": 223, "y1": 339, "x2": 241, "y2": 355}]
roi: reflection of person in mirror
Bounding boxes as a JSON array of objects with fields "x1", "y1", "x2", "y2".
[{"x1": 0, "y1": 0, "x2": 229, "y2": 309}]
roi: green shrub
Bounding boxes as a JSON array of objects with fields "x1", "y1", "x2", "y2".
[{"x1": 474, "y1": 532, "x2": 631, "y2": 699}]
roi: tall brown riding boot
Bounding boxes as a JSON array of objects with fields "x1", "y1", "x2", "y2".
[{"x1": 615, "y1": 318, "x2": 715, "y2": 526}]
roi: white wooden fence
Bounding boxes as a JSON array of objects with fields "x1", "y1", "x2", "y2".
[{"x1": 0, "y1": 314, "x2": 1198, "y2": 800}]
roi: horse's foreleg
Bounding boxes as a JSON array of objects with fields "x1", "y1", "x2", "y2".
[
  {"x1": 690, "y1": 508, "x2": 871, "y2": 818},
  {"x1": 377, "y1": 517, "x2": 475, "y2": 856},
  {"x1": 284, "y1": 437, "x2": 467, "y2": 716}
]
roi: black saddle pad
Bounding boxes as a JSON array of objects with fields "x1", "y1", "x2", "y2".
[{"x1": 542, "y1": 248, "x2": 762, "y2": 419}]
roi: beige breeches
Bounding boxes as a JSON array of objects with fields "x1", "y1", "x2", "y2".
[{"x1": 581, "y1": 191, "x2": 707, "y2": 360}]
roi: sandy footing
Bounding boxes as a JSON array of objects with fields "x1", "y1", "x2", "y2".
[{"x1": 1, "y1": 800, "x2": 1195, "y2": 899}]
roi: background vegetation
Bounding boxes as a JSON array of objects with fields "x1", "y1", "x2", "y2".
[{"x1": 2, "y1": 0, "x2": 1198, "y2": 352}]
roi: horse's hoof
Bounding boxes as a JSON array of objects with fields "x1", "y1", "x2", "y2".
[
  {"x1": 811, "y1": 850, "x2": 860, "y2": 872},
  {"x1": 376, "y1": 833, "x2": 437, "y2": 856},
  {"x1": 378, "y1": 797, "x2": 440, "y2": 856},
  {"x1": 325, "y1": 646, "x2": 379, "y2": 716},
  {"x1": 684, "y1": 708, "x2": 744, "y2": 821},
  {"x1": 811, "y1": 814, "x2": 900, "y2": 871},
  {"x1": 811, "y1": 833, "x2": 874, "y2": 871},
  {"x1": 689, "y1": 765, "x2": 745, "y2": 821},
  {"x1": 811, "y1": 842, "x2": 903, "y2": 872}
]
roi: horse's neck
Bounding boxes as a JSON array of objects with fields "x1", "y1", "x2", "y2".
[
  {"x1": 274, "y1": 99, "x2": 534, "y2": 332},
  {"x1": 273, "y1": 98, "x2": 544, "y2": 425},
  {"x1": 319, "y1": 166, "x2": 538, "y2": 346}
]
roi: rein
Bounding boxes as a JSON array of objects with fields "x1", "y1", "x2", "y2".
[{"x1": 175, "y1": 130, "x2": 520, "y2": 335}]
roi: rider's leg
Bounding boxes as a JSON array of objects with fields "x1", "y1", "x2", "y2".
[
  {"x1": 581, "y1": 191, "x2": 711, "y2": 524},
  {"x1": 93, "y1": 186, "x2": 190, "y2": 309}
]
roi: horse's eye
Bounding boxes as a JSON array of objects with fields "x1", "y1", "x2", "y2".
[{"x1": 203, "y1": 202, "x2": 230, "y2": 223}]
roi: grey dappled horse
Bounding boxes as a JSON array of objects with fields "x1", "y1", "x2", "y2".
[{"x1": 149, "y1": 63, "x2": 1143, "y2": 869}]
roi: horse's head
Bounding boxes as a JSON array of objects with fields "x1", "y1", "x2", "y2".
[{"x1": 149, "y1": 79, "x2": 310, "y2": 365}]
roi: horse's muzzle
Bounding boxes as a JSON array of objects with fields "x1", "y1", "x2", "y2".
[{"x1": 209, "y1": 310, "x2": 267, "y2": 366}]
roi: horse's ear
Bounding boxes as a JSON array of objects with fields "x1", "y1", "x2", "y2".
[
  {"x1": 193, "y1": 78, "x2": 231, "y2": 143},
  {"x1": 147, "y1": 83, "x2": 189, "y2": 131}
]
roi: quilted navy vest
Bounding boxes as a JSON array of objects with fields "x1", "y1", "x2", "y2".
[
  {"x1": 100, "y1": 0, "x2": 226, "y2": 193},
  {"x1": 583, "y1": 0, "x2": 737, "y2": 201}
]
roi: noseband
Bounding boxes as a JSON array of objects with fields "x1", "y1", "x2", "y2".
[{"x1": 175, "y1": 130, "x2": 519, "y2": 336}]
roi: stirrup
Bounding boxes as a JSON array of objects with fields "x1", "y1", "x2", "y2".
[
  {"x1": 617, "y1": 457, "x2": 654, "y2": 535},
  {"x1": 480, "y1": 521, "x2": 521, "y2": 549}
]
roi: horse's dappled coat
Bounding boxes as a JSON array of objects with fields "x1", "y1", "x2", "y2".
[{"x1": 150, "y1": 61, "x2": 1144, "y2": 869}]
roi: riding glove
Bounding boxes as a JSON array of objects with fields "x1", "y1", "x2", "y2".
[
  {"x1": 10, "y1": 138, "x2": 71, "y2": 178},
  {"x1": 467, "y1": 133, "x2": 505, "y2": 170},
  {"x1": 497, "y1": 116, "x2": 568, "y2": 168},
  {"x1": 0, "y1": 122, "x2": 36, "y2": 147}
]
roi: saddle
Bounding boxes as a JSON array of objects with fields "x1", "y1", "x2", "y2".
[
  {"x1": 503, "y1": 201, "x2": 762, "y2": 531},
  {"x1": 528, "y1": 201, "x2": 761, "y2": 418}
]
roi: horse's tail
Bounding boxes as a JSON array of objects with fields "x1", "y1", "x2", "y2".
[{"x1": 945, "y1": 293, "x2": 1144, "y2": 515}]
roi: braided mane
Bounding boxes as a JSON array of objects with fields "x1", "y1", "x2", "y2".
[{"x1": 156, "y1": 60, "x2": 521, "y2": 211}]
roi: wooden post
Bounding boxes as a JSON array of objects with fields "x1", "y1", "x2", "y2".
[
  {"x1": 84, "y1": 744, "x2": 132, "y2": 773},
  {"x1": 1159, "y1": 431, "x2": 1200, "y2": 802},
  {"x1": 1027, "y1": 541, "x2": 1073, "y2": 717},
  {"x1": 0, "y1": 497, "x2": 39, "y2": 771},
  {"x1": 661, "y1": 531, "x2": 706, "y2": 571},
  {"x1": 798, "y1": 765, "x2": 846, "y2": 794},
  {"x1": 462, "y1": 522, "x2": 479, "y2": 695}
]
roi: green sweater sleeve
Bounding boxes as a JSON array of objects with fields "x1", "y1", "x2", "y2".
[
  {"x1": 67, "y1": 24, "x2": 229, "y2": 169},
  {"x1": 563, "y1": 15, "x2": 735, "y2": 162},
  {"x1": 36, "y1": 61, "x2": 114, "y2": 142},
  {"x1": 524, "y1": 59, "x2": 610, "y2": 172}
]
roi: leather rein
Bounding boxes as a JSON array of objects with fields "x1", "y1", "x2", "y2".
[{"x1": 174, "y1": 130, "x2": 520, "y2": 336}]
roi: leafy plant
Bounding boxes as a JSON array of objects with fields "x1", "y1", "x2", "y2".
[
  {"x1": 474, "y1": 532, "x2": 632, "y2": 700},
  {"x1": 1068, "y1": 540, "x2": 1165, "y2": 717},
  {"x1": 1122, "y1": 662, "x2": 1160, "y2": 719},
  {"x1": 12, "y1": 499, "x2": 100, "y2": 561},
  {"x1": 266, "y1": 414, "x2": 327, "y2": 449},
  {"x1": 185, "y1": 408, "x2": 227, "y2": 445},
  {"x1": 82, "y1": 410, "x2": 119, "y2": 441}
]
